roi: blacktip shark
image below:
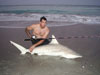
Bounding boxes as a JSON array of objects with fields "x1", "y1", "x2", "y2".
[{"x1": 10, "y1": 35, "x2": 82, "y2": 59}]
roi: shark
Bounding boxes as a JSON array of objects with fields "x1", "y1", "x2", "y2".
[{"x1": 10, "y1": 35, "x2": 82, "y2": 59}]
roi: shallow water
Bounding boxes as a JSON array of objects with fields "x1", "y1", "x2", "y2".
[{"x1": 0, "y1": 54, "x2": 99, "y2": 75}]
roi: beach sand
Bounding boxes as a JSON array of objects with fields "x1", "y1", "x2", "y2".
[{"x1": 0, "y1": 21, "x2": 100, "y2": 75}]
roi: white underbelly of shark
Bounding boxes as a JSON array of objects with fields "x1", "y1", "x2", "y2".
[{"x1": 10, "y1": 35, "x2": 82, "y2": 59}]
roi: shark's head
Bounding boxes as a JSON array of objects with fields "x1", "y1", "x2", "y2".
[{"x1": 63, "y1": 54, "x2": 82, "y2": 59}]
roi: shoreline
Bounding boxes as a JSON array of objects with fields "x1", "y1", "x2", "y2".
[{"x1": 0, "y1": 21, "x2": 100, "y2": 29}]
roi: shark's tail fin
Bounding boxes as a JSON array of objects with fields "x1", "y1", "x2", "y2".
[{"x1": 10, "y1": 41, "x2": 30, "y2": 55}]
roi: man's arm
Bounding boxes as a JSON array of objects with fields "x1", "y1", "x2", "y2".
[
  {"x1": 25, "y1": 25, "x2": 34, "y2": 38},
  {"x1": 34, "y1": 28, "x2": 50, "y2": 47},
  {"x1": 29, "y1": 27, "x2": 49, "y2": 52}
]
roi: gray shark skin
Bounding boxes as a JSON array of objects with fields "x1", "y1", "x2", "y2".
[{"x1": 10, "y1": 35, "x2": 82, "y2": 59}]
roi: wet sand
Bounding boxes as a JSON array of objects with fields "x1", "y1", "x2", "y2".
[{"x1": 0, "y1": 22, "x2": 100, "y2": 75}]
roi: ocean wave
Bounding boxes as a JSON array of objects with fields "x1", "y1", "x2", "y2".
[{"x1": 0, "y1": 13, "x2": 100, "y2": 25}]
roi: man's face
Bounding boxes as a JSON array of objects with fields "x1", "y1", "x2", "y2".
[{"x1": 40, "y1": 19, "x2": 47, "y2": 28}]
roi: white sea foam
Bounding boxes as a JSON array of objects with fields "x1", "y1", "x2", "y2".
[{"x1": 0, "y1": 13, "x2": 100, "y2": 25}]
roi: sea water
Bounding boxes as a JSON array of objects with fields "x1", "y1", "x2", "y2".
[{"x1": 0, "y1": 5, "x2": 100, "y2": 28}]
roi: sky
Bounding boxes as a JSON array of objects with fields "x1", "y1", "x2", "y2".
[{"x1": 0, "y1": 0, "x2": 100, "y2": 6}]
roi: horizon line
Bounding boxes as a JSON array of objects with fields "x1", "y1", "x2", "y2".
[{"x1": 0, "y1": 4, "x2": 100, "y2": 7}]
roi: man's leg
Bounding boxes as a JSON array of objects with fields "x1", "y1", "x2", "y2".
[
  {"x1": 31, "y1": 39, "x2": 51, "y2": 46},
  {"x1": 31, "y1": 39, "x2": 38, "y2": 44},
  {"x1": 38, "y1": 39, "x2": 50, "y2": 46}
]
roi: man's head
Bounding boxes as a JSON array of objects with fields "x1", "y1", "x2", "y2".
[{"x1": 40, "y1": 16, "x2": 47, "y2": 28}]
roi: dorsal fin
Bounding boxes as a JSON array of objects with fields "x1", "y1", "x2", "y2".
[{"x1": 49, "y1": 35, "x2": 59, "y2": 44}]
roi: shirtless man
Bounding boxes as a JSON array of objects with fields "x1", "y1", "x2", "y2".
[{"x1": 25, "y1": 16, "x2": 50, "y2": 52}]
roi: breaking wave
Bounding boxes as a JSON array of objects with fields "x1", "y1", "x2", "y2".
[{"x1": 0, "y1": 13, "x2": 100, "y2": 25}]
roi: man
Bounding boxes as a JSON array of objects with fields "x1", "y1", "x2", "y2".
[{"x1": 25, "y1": 16, "x2": 50, "y2": 52}]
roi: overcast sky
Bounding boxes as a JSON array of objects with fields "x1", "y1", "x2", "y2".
[{"x1": 0, "y1": 0, "x2": 100, "y2": 6}]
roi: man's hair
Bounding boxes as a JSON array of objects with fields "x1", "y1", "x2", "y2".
[{"x1": 40, "y1": 16, "x2": 47, "y2": 22}]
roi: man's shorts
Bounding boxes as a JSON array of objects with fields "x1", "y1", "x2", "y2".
[{"x1": 31, "y1": 38, "x2": 50, "y2": 47}]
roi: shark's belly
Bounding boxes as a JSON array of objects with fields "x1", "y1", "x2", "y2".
[
  {"x1": 32, "y1": 45, "x2": 62, "y2": 54},
  {"x1": 32, "y1": 44, "x2": 82, "y2": 59}
]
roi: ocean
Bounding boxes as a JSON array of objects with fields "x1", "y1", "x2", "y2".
[{"x1": 0, "y1": 5, "x2": 100, "y2": 28}]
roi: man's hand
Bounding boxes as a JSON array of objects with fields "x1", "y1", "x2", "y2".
[{"x1": 29, "y1": 45, "x2": 36, "y2": 52}]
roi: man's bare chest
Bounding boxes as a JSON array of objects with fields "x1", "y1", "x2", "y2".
[{"x1": 33, "y1": 28, "x2": 46, "y2": 36}]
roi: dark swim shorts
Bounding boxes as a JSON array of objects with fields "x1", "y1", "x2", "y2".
[{"x1": 31, "y1": 38, "x2": 50, "y2": 47}]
